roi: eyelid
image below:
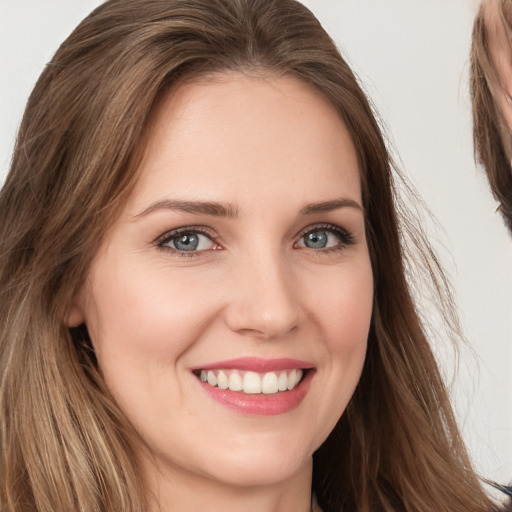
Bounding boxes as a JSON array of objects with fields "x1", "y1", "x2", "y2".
[
  {"x1": 295, "y1": 222, "x2": 353, "y2": 240},
  {"x1": 155, "y1": 225, "x2": 222, "y2": 252},
  {"x1": 294, "y1": 223, "x2": 355, "y2": 249}
]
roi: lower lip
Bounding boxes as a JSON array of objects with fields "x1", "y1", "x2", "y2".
[{"x1": 198, "y1": 370, "x2": 314, "y2": 416}]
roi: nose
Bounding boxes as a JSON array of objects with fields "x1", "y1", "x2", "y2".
[{"x1": 223, "y1": 251, "x2": 304, "y2": 340}]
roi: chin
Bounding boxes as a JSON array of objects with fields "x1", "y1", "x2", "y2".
[
  {"x1": 197, "y1": 435, "x2": 315, "y2": 488},
  {"x1": 209, "y1": 455, "x2": 312, "y2": 489}
]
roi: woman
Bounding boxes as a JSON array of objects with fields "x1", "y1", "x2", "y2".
[
  {"x1": 0, "y1": 0, "x2": 496, "y2": 510},
  {"x1": 471, "y1": 0, "x2": 512, "y2": 232}
]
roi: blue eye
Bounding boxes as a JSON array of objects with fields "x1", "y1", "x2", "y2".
[
  {"x1": 297, "y1": 226, "x2": 353, "y2": 251},
  {"x1": 303, "y1": 231, "x2": 330, "y2": 249},
  {"x1": 158, "y1": 230, "x2": 217, "y2": 252}
]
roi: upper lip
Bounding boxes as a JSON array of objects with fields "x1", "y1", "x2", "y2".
[{"x1": 194, "y1": 357, "x2": 314, "y2": 372}]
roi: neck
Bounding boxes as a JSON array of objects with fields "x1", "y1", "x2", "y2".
[{"x1": 142, "y1": 453, "x2": 313, "y2": 512}]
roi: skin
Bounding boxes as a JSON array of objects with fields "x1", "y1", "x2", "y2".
[
  {"x1": 482, "y1": 0, "x2": 512, "y2": 132},
  {"x1": 68, "y1": 73, "x2": 374, "y2": 512}
]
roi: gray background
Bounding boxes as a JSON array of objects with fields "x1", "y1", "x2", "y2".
[{"x1": 1, "y1": 0, "x2": 510, "y2": 486}]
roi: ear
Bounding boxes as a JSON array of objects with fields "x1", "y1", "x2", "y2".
[{"x1": 66, "y1": 300, "x2": 86, "y2": 328}]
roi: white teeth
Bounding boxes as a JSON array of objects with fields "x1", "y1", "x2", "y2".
[
  {"x1": 261, "y1": 372, "x2": 278, "y2": 394},
  {"x1": 287, "y1": 369, "x2": 297, "y2": 390},
  {"x1": 199, "y1": 368, "x2": 304, "y2": 394},
  {"x1": 217, "y1": 370, "x2": 229, "y2": 389},
  {"x1": 243, "y1": 371, "x2": 261, "y2": 394},
  {"x1": 228, "y1": 372, "x2": 243, "y2": 391},
  {"x1": 207, "y1": 371, "x2": 217, "y2": 387},
  {"x1": 278, "y1": 371, "x2": 288, "y2": 391}
]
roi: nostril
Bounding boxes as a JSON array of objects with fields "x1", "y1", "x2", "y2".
[{"x1": 236, "y1": 327, "x2": 272, "y2": 339}]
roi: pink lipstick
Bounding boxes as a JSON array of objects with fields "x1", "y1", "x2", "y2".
[{"x1": 193, "y1": 357, "x2": 314, "y2": 415}]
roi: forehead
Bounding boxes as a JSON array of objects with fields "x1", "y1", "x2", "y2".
[{"x1": 127, "y1": 72, "x2": 361, "y2": 214}]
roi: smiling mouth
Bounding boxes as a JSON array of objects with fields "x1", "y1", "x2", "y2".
[{"x1": 195, "y1": 368, "x2": 306, "y2": 394}]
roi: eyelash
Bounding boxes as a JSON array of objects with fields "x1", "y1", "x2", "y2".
[
  {"x1": 296, "y1": 224, "x2": 355, "y2": 253},
  {"x1": 156, "y1": 226, "x2": 218, "y2": 258},
  {"x1": 155, "y1": 223, "x2": 355, "y2": 258}
]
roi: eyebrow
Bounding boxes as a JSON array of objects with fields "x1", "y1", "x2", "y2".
[
  {"x1": 299, "y1": 198, "x2": 363, "y2": 215},
  {"x1": 134, "y1": 197, "x2": 363, "y2": 220},
  {"x1": 134, "y1": 199, "x2": 239, "y2": 219}
]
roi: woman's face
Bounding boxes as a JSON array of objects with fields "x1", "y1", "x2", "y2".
[{"x1": 70, "y1": 73, "x2": 373, "y2": 491}]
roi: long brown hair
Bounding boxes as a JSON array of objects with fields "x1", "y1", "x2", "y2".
[
  {"x1": 471, "y1": 0, "x2": 512, "y2": 233},
  {"x1": 0, "y1": 0, "x2": 494, "y2": 510}
]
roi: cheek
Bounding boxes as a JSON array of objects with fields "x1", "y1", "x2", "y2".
[
  {"x1": 83, "y1": 260, "x2": 224, "y2": 372},
  {"x1": 81, "y1": 261, "x2": 229, "y2": 427},
  {"x1": 310, "y1": 260, "x2": 373, "y2": 352},
  {"x1": 312, "y1": 258, "x2": 373, "y2": 412},
  {"x1": 302, "y1": 260, "x2": 372, "y2": 445}
]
